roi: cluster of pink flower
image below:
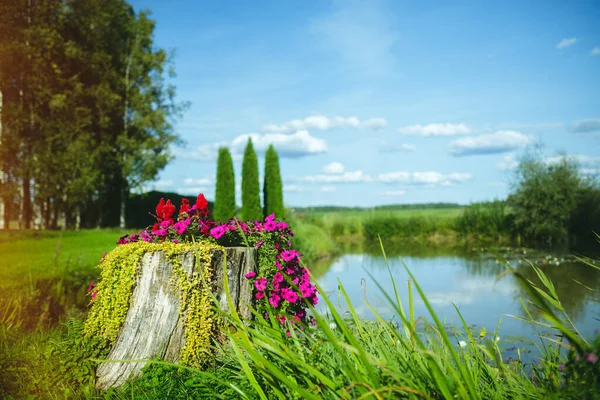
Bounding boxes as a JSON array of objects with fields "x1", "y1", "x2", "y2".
[{"x1": 110, "y1": 194, "x2": 319, "y2": 328}]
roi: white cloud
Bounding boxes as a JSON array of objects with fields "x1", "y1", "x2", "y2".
[
  {"x1": 181, "y1": 130, "x2": 328, "y2": 162},
  {"x1": 381, "y1": 190, "x2": 405, "y2": 197},
  {"x1": 284, "y1": 184, "x2": 306, "y2": 193},
  {"x1": 398, "y1": 123, "x2": 472, "y2": 136},
  {"x1": 183, "y1": 178, "x2": 213, "y2": 186},
  {"x1": 571, "y1": 119, "x2": 600, "y2": 133},
  {"x1": 497, "y1": 154, "x2": 519, "y2": 171},
  {"x1": 450, "y1": 130, "x2": 531, "y2": 156},
  {"x1": 152, "y1": 180, "x2": 173, "y2": 188},
  {"x1": 379, "y1": 141, "x2": 416, "y2": 153},
  {"x1": 322, "y1": 162, "x2": 345, "y2": 174},
  {"x1": 545, "y1": 154, "x2": 600, "y2": 168},
  {"x1": 592, "y1": 47, "x2": 600, "y2": 56},
  {"x1": 319, "y1": 186, "x2": 337, "y2": 192},
  {"x1": 556, "y1": 37, "x2": 577, "y2": 49},
  {"x1": 262, "y1": 115, "x2": 387, "y2": 133},
  {"x1": 378, "y1": 171, "x2": 473, "y2": 187},
  {"x1": 288, "y1": 170, "x2": 373, "y2": 184}
]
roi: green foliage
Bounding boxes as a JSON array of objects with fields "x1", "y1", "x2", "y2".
[
  {"x1": 455, "y1": 200, "x2": 513, "y2": 238},
  {"x1": 214, "y1": 147, "x2": 236, "y2": 222},
  {"x1": 363, "y1": 215, "x2": 446, "y2": 240},
  {"x1": 241, "y1": 139, "x2": 262, "y2": 221},
  {"x1": 84, "y1": 241, "x2": 222, "y2": 368},
  {"x1": 263, "y1": 145, "x2": 284, "y2": 218},
  {"x1": 509, "y1": 153, "x2": 600, "y2": 247}
]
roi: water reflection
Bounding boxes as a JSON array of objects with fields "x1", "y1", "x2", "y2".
[{"x1": 313, "y1": 247, "x2": 600, "y2": 347}]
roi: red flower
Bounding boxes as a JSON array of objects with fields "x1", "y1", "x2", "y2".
[
  {"x1": 179, "y1": 198, "x2": 190, "y2": 214},
  {"x1": 156, "y1": 198, "x2": 165, "y2": 219},
  {"x1": 163, "y1": 200, "x2": 176, "y2": 220},
  {"x1": 152, "y1": 223, "x2": 159, "y2": 232},
  {"x1": 195, "y1": 193, "x2": 208, "y2": 211}
]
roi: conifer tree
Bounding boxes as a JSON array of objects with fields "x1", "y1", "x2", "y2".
[
  {"x1": 241, "y1": 138, "x2": 262, "y2": 221},
  {"x1": 263, "y1": 145, "x2": 284, "y2": 218},
  {"x1": 214, "y1": 147, "x2": 236, "y2": 221}
]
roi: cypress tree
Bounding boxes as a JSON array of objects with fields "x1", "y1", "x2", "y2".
[
  {"x1": 214, "y1": 147, "x2": 236, "y2": 221},
  {"x1": 263, "y1": 145, "x2": 284, "y2": 218},
  {"x1": 241, "y1": 138, "x2": 262, "y2": 221}
]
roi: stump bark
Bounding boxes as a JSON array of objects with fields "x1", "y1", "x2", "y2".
[{"x1": 95, "y1": 247, "x2": 256, "y2": 390}]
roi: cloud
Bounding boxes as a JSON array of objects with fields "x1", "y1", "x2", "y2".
[
  {"x1": 319, "y1": 186, "x2": 337, "y2": 192},
  {"x1": 571, "y1": 119, "x2": 600, "y2": 133},
  {"x1": 183, "y1": 178, "x2": 213, "y2": 186},
  {"x1": 592, "y1": 47, "x2": 600, "y2": 56},
  {"x1": 288, "y1": 170, "x2": 373, "y2": 184},
  {"x1": 545, "y1": 154, "x2": 600, "y2": 168},
  {"x1": 381, "y1": 190, "x2": 405, "y2": 197},
  {"x1": 181, "y1": 130, "x2": 328, "y2": 161},
  {"x1": 379, "y1": 141, "x2": 416, "y2": 153},
  {"x1": 284, "y1": 184, "x2": 306, "y2": 193},
  {"x1": 322, "y1": 162, "x2": 345, "y2": 174},
  {"x1": 450, "y1": 130, "x2": 531, "y2": 156},
  {"x1": 378, "y1": 171, "x2": 473, "y2": 186},
  {"x1": 398, "y1": 123, "x2": 472, "y2": 136},
  {"x1": 309, "y1": 0, "x2": 399, "y2": 78},
  {"x1": 497, "y1": 154, "x2": 519, "y2": 171},
  {"x1": 262, "y1": 115, "x2": 387, "y2": 133},
  {"x1": 556, "y1": 37, "x2": 577, "y2": 49}
]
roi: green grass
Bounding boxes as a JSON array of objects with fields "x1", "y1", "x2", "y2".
[
  {"x1": 1, "y1": 229, "x2": 599, "y2": 399},
  {"x1": 0, "y1": 229, "x2": 127, "y2": 291}
]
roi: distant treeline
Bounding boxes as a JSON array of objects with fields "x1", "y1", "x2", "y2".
[{"x1": 294, "y1": 202, "x2": 462, "y2": 213}]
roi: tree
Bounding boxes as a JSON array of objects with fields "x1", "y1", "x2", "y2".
[
  {"x1": 508, "y1": 150, "x2": 598, "y2": 247},
  {"x1": 214, "y1": 147, "x2": 236, "y2": 221},
  {"x1": 263, "y1": 145, "x2": 284, "y2": 218},
  {"x1": 241, "y1": 139, "x2": 262, "y2": 221}
]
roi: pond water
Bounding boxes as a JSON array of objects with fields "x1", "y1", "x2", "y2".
[{"x1": 312, "y1": 248, "x2": 600, "y2": 360}]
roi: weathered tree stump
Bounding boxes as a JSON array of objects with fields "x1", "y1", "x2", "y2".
[{"x1": 95, "y1": 247, "x2": 256, "y2": 390}]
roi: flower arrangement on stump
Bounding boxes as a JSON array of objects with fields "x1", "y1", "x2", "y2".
[{"x1": 114, "y1": 193, "x2": 318, "y2": 329}]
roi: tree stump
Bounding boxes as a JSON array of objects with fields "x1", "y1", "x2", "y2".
[{"x1": 95, "y1": 247, "x2": 256, "y2": 390}]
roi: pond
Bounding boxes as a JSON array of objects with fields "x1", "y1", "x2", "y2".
[{"x1": 312, "y1": 247, "x2": 600, "y2": 361}]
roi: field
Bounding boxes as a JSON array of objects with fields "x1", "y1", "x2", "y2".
[{"x1": 1, "y1": 226, "x2": 599, "y2": 399}]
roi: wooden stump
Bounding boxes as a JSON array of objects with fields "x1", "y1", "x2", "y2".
[{"x1": 95, "y1": 247, "x2": 256, "y2": 390}]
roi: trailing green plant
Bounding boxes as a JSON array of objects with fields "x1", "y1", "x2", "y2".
[
  {"x1": 214, "y1": 147, "x2": 237, "y2": 222},
  {"x1": 263, "y1": 144, "x2": 285, "y2": 218},
  {"x1": 241, "y1": 138, "x2": 263, "y2": 221}
]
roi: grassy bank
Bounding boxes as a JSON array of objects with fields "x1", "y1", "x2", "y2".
[{"x1": 1, "y1": 231, "x2": 599, "y2": 398}]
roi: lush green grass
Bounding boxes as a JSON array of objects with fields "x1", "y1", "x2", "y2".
[{"x1": 2, "y1": 229, "x2": 599, "y2": 399}]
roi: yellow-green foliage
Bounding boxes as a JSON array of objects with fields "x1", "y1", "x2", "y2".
[{"x1": 84, "y1": 241, "x2": 223, "y2": 368}]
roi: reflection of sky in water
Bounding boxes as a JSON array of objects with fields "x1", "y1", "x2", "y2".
[{"x1": 315, "y1": 254, "x2": 600, "y2": 346}]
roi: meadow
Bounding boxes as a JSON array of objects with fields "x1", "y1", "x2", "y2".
[{"x1": 1, "y1": 227, "x2": 599, "y2": 399}]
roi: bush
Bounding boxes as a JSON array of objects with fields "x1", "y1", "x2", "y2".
[{"x1": 455, "y1": 200, "x2": 512, "y2": 238}]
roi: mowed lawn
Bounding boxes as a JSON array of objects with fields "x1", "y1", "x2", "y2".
[{"x1": 0, "y1": 229, "x2": 129, "y2": 291}]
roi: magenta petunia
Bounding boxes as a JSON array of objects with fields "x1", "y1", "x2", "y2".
[
  {"x1": 173, "y1": 218, "x2": 191, "y2": 235},
  {"x1": 255, "y1": 277, "x2": 267, "y2": 291},
  {"x1": 91, "y1": 291, "x2": 98, "y2": 300},
  {"x1": 281, "y1": 250, "x2": 299, "y2": 262},
  {"x1": 160, "y1": 219, "x2": 171, "y2": 229},
  {"x1": 269, "y1": 293, "x2": 281, "y2": 308},
  {"x1": 210, "y1": 225, "x2": 226, "y2": 239},
  {"x1": 87, "y1": 281, "x2": 95, "y2": 293},
  {"x1": 245, "y1": 271, "x2": 256, "y2": 279},
  {"x1": 281, "y1": 288, "x2": 299, "y2": 303},
  {"x1": 255, "y1": 240, "x2": 263, "y2": 248},
  {"x1": 255, "y1": 291, "x2": 265, "y2": 300},
  {"x1": 265, "y1": 213, "x2": 275, "y2": 222},
  {"x1": 264, "y1": 220, "x2": 277, "y2": 231},
  {"x1": 154, "y1": 229, "x2": 167, "y2": 237},
  {"x1": 277, "y1": 221, "x2": 288, "y2": 230},
  {"x1": 273, "y1": 272, "x2": 284, "y2": 284}
]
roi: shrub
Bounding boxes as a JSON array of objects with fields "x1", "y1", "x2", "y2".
[{"x1": 214, "y1": 147, "x2": 236, "y2": 222}]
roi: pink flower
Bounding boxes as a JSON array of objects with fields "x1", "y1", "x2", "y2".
[
  {"x1": 264, "y1": 221, "x2": 277, "y2": 231},
  {"x1": 273, "y1": 272, "x2": 284, "y2": 284},
  {"x1": 587, "y1": 353, "x2": 598, "y2": 364},
  {"x1": 255, "y1": 277, "x2": 267, "y2": 291},
  {"x1": 311, "y1": 295, "x2": 319, "y2": 305},
  {"x1": 255, "y1": 291, "x2": 265, "y2": 300},
  {"x1": 160, "y1": 219, "x2": 171, "y2": 229},
  {"x1": 87, "y1": 281, "x2": 95, "y2": 293},
  {"x1": 210, "y1": 225, "x2": 226, "y2": 239},
  {"x1": 281, "y1": 288, "x2": 299, "y2": 303},
  {"x1": 245, "y1": 271, "x2": 256, "y2": 279},
  {"x1": 299, "y1": 282, "x2": 315, "y2": 298},
  {"x1": 173, "y1": 218, "x2": 190, "y2": 235},
  {"x1": 277, "y1": 222, "x2": 288, "y2": 230},
  {"x1": 255, "y1": 240, "x2": 263, "y2": 248},
  {"x1": 154, "y1": 229, "x2": 167, "y2": 237},
  {"x1": 171, "y1": 239, "x2": 179, "y2": 244},
  {"x1": 91, "y1": 291, "x2": 98, "y2": 300},
  {"x1": 277, "y1": 315, "x2": 287, "y2": 325},
  {"x1": 265, "y1": 213, "x2": 275, "y2": 222},
  {"x1": 275, "y1": 261, "x2": 283, "y2": 270},
  {"x1": 99, "y1": 252, "x2": 107, "y2": 263},
  {"x1": 281, "y1": 250, "x2": 299, "y2": 262},
  {"x1": 269, "y1": 293, "x2": 281, "y2": 308}
]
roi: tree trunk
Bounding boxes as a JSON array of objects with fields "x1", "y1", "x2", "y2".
[
  {"x1": 119, "y1": 178, "x2": 127, "y2": 229},
  {"x1": 95, "y1": 247, "x2": 257, "y2": 390},
  {"x1": 0, "y1": 89, "x2": 4, "y2": 230}
]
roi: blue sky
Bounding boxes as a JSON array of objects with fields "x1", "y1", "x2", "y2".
[{"x1": 130, "y1": 0, "x2": 600, "y2": 207}]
